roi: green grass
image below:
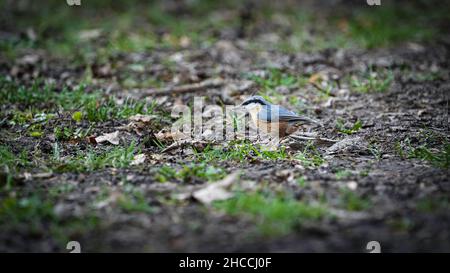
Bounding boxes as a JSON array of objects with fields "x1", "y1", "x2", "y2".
[
  {"x1": 273, "y1": 9, "x2": 351, "y2": 53},
  {"x1": 178, "y1": 163, "x2": 226, "y2": 182},
  {"x1": 0, "y1": 39, "x2": 33, "y2": 60},
  {"x1": 416, "y1": 197, "x2": 450, "y2": 213},
  {"x1": 408, "y1": 144, "x2": 450, "y2": 169},
  {"x1": 412, "y1": 71, "x2": 444, "y2": 82},
  {"x1": 155, "y1": 163, "x2": 226, "y2": 183},
  {"x1": 350, "y1": 69, "x2": 393, "y2": 93},
  {"x1": 0, "y1": 145, "x2": 30, "y2": 188},
  {"x1": 0, "y1": 0, "x2": 237, "y2": 61},
  {"x1": 107, "y1": 30, "x2": 159, "y2": 54},
  {"x1": 0, "y1": 79, "x2": 54, "y2": 106},
  {"x1": 155, "y1": 165, "x2": 178, "y2": 183},
  {"x1": 8, "y1": 110, "x2": 35, "y2": 126},
  {"x1": 335, "y1": 169, "x2": 352, "y2": 180},
  {"x1": 338, "y1": 189, "x2": 371, "y2": 211},
  {"x1": 0, "y1": 192, "x2": 100, "y2": 246},
  {"x1": 251, "y1": 69, "x2": 300, "y2": 91},
  {"x1": 83, "y1": 96, "x2": 156, "y2": 122},
  {"x1": 0, "y1": 195, "x2": 55, "y2": 234},
  {"x1": 388, "y1": 218, "x2": 414, "y2": 232},
  {"x1": 215, "y1": 192, "x2": 327, "y2": 236},
  {"x1": 117, "y1": 185, "x2": 153, "y2": 213},
  {"x1": 72, "y1": 111, "x2": 83, "y2": 123},
  {"x1": 277, "y1": 28, "x2": 350, "y2": 53},
  {"x1": 0, "y1": 145, "x2": 29, "y2": 172},
  {"x1": 250, "y1": 69, "x2": 307, "y2": 104},
  {"x1": 253, "y1": 2, "x2": 445, "y2": 52},
  {"x1": 395, "y1": 132, "x2": 450, "y2": 168},
  {"x1": 346, "y1": 5, "x2": 442, "y2": 49},
  {"x1": 296, "y1": 176, "x2": 307, "y2": 187},
  {"x1": 48, "y1": 183, "x2": 77, "y2": 198},
  {"x1": 52, "y1": 142, "x2": 138, "y2": 173},
  {"x1": 54, "y1": 126, "x2": 93, "y2": 141},
  {"x1": 293, "y1": 141, "x2": 325, "y2": 168},
  {"x1": 336, "y1": 119, "x2": 362, "y2": 135},
  {"x1": 402, "y1": 68, "x2": 446, "y2": 82},
  {"x1": 1, "y1": 78, "x2": 158, "y2": 123},
  {"x1": 368, "y1": 143, "x2": 383, "y2": 161},
  {"x1": 2, "y1": 1, "x2": 445, "y2": 65},
  {"x1": 195, "y1": 141, "x2": 288, "y2": 163}
]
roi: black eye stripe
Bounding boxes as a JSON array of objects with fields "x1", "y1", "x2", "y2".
[{"x1": 242, "y1": 98, "x2": 268, "y2": 105}]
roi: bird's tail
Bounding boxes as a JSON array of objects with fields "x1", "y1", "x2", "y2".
[{"x1": 288, "y1": 116, "x2": 323, "y2": 127}]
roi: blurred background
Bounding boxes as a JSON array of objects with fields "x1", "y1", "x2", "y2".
[
  {"x1": 0, "y1": 0, "x2": 449, "y2": 253},
  {"x1": 1, "y1": 0, "x2": 448, "y2": 63}
]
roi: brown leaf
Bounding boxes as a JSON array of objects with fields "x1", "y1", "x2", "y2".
[
  {"x1": 308, "y1": 73, "x2": 325, "y2": 84},
  {"x1": 129, "y1": 114, "x2": 157, "y2": 123},
  {"x1": 78, "y1": 29, "x2": 102, "y2": 41},
  {"x1": 193, "y1": 172, "x2": 240, "y2": 204},
  {"x1": 86, "y1": 136, "x2": 97, "y2": 145},
  {"x1": 131, "y1": 154, "x2": 146, "y2": 166},
  {"x1": 95, "y1": 131, "x2": 120, "y2": 145}
]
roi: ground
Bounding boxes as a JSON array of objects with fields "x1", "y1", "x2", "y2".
[{"x1": 0, "y1": 0, "x2": 449, "y2": 252}]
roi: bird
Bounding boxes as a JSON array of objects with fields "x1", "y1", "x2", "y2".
[{"x1": 239, "y1": 95, "x2": 321, "y2": 138}]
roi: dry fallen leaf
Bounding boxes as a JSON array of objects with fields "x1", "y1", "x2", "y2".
[
  {"x1": 347, "y1": 181, "x2": 358, "y2": 190},
  {"x1": 131, "y1": 154, "x2": 146, "y2": 166},
  {"x1": 86, "y1": 135, "x2": 97, "y2": 145},
  {"x1": 275, "y1": 169, "x2": 295, "y2": 183},
  {"x1": 179, "y1": 35, "x2": 191, "y2": 47},
  {"x1": 308, "y1": 73, "x2": 324, "y2": 84},
  {"x1": 124, "y1": 114, "x2": 159, "y2": 135},
  {"x1": 78, "y1": 29, "x2": 102, "y2": 41},
  {"x1": 129, "y1": 114, "x2": 156, "y2": 123},
  {"x1": 156, "y1": 130, "x2": 187, "y2": 142},
  {"x1": 18, "y1": 54, "x2": 40, "y2": 65},
  {"x1": 95, "y1": 131, "x2": 120, "y2": 145},
  {"x1": 26, "y1": 27, "x2": 37, "y2": 41},
  {"x1": 193, "y1": 172, "x2": 240, "y2": 204}
]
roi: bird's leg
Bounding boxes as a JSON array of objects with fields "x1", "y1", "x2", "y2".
[
  {"x1": 279, "y1": 136, "x2": 289, "y2": 145},
  {"x1": 255, "y1": 126, "x2": 262, "y2": 142},
  {"x1": 256, "y1": 132, "x2": 262, "y2": 142}
]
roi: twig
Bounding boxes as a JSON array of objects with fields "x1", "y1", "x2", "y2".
[
  {"x1": 161, "y1": 140, "x2": 215, "y2": 153},
  {"x1": 136, "y1": 78, "x2": 225, "y2": 98},
  {"x1": 289, "y1": 135, "x2": 338, "y2": 143},
  {"x1": 161, "y1": 140, "x2": 189, "y2": 153}
]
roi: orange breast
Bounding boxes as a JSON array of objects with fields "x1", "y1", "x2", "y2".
[{"x1": 256, "y1": 120, "x2": 290, "y2": 138}]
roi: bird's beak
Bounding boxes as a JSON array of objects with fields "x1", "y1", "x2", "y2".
[
  {"x1": 236, "y1": 101, "x2": 247, "y2": 109},
  {"x1": 232, "y1": 104, "x2": 245, "y2": 113}
]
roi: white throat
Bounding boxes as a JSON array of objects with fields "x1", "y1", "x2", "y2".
[{"x1": 245, "y1": 103, "x2": 262, "y2": 124}]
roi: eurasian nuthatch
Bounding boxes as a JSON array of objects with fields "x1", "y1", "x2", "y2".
[{"x1": 239, "y1": 96, "x2": 321, "y2": 138}]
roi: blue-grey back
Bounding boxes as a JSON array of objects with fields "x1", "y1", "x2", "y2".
[{"x1": 257, "y1": 105, "x2": 300, "y2": 122}]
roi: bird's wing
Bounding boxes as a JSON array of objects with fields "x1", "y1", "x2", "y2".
[
  {"x1": 276, "y1": 107, "x2": 303, "y2": 122},
  {"x1": 257, "y1": 105, "x2": 295, "y2": 121},
  {"x1": 258, "y1": 105, "x2": 320, "y2": 125}
]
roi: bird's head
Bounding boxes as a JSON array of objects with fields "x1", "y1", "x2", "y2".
[
  {"x1": 239, "y1": 96, "x2": 270, "y2": 110},
  {"x1": 237, "y1": 95, "x2": 269, "y2": 123}
]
